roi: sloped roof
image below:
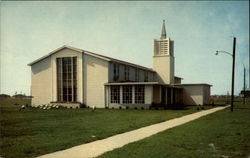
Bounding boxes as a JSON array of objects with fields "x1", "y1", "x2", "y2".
[{"x1": 28, "y1": 45, "x2": 155, "y2": 72}]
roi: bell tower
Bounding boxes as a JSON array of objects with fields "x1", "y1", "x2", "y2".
[{"x1": 153, "y1": 20, "x2": 174, "y2": 84}]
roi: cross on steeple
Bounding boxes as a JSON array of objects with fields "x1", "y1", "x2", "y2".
[{"x1": 161, "y1": 20, "x2": 167, "y2": 39}]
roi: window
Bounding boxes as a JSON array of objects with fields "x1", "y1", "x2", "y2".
[
  {"x1": 144, "y1": 71, "x2": 149, "y2": 82},
  {"x1": 150, "y1": 73, "x2": 154, "y2": 81},
  {"x1": 57, "y1": 57, "x2": 77, "y2": 102},
  {"x1": 113, "y1": 63, "x2": 119, "y2": 81},
  {"x1": 135, "y1": 69, "x2": 139, "y2": 82},
  {"x1": 123, "y1": 85, "x2": 132, "y2": 104},
  {"x1": 135, "y1": 85, "x2": 145, "y2": 104},
  {"x1": 148, "y1": 72, "x2": 153, "y2": 82},
  {"x1": 111, "y1": 86, "x2": 120, "y2": 103},
  {"x1": 73, "y1": 57, "x2": 77, "y2": 100},
  {"x1": 124, "y1": 66, "x2": 130, "y2": 81}
]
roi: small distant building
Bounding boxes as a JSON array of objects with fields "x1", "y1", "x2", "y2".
[
  {"x1": 28, "y1": 21, "x2": 211, "y2": 109},
  {"x1": 240, "y1": 88, "x2": 250, "y2": 97}
]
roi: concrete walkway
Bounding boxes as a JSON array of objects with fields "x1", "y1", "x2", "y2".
[{"x1": 37, "y1": 106, "x2": 229, "y2": 158}]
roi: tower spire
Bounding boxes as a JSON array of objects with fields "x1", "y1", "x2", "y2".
[{"x1": 161, "y1": 20, "x2": 166, "y2": 39}]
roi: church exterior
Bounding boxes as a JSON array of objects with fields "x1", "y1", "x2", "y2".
[{"x1": 28, "y1": 21, "x2": 211, "y2": 109}]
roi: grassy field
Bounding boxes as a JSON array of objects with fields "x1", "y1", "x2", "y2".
[
  {"x1": 0, "y1": 98, "x2": 207, "y2": 158},
  {"x1": 211, "y1": 96, "x2": 250, "y2": 106},
  {"x1": 99, "y1": 102, "x2": 250, "y2": 158}
]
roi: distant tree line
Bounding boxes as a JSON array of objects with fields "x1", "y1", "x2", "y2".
[{"x1": 0, "y1": 93, "x2": 32, "y2": 99}]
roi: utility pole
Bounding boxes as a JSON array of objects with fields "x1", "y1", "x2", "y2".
[
  {"x1": 244, "y1": 67, "x2": 246, "y2": 104},
  {"x1": 249, "y1": 51, "x2": 250, "y2": 105},
  {"x1": 231, "y1": 37, "x2": 236, "y2": 112}
]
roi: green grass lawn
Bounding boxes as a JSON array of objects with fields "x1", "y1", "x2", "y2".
[
  {"x1": 99, "y1": 102, "x2": 250, "y2": 158},
  {"x1": 0, "y1": 98, "x2": 207, "y2": 158}
]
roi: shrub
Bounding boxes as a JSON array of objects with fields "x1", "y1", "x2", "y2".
[{"x1": 80, "y1": 103, "x2": 86, "y2": 108}]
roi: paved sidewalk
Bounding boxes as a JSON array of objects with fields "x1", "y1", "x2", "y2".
[{"x1": 37, "y1": 106, "x2": 229, "y2": 158}]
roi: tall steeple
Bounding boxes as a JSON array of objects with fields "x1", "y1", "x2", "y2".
[
  {"x1": 161, "y1": 20, "x2": 166, "y2": 39},
  {"x1": 153, "y1": 20, "x2": 174, "y2": 84}
]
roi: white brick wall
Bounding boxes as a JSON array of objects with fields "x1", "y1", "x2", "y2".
[
  {"x1": 182, "y1": 86, "x2": 203, "y2": 105},
  {"x1": 153, "y1": 56, "x2": 174, "y2": 84},
  {"x1": 83, "y1": 54, "x2": 109, "y2": 108},
  {"x1": 31, "y1": 57, "x2": 52, "y2": 106}
]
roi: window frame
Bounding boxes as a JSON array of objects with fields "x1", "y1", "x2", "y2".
[
  {"x1": 124, "y1": 66, "x2": 130, "y2": 81},
  {"x1": 135, "y1": 85, "x2": 145, "y2": 104},
  {"x1": 144, "y1": 71, "x2": 149, "y2": 82},
  {"x1": 135, "y1": 69, "x2": 139, "y2": 82},
  {"x1": 110, "y1": 86, "x2": 120, "y2": 103},
  {"x1": 113, "y1": 63, "x2": 119, "y2": 81},
  {"x1": 57, "y1": 57, "x2": 77, "y2": 102},
  {"x1": 122, "y1": 85, "x2": 132, "y2": 104}
]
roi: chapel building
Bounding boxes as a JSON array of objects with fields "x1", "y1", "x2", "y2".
[{"x1": 28, "y1": 21, "x2": 211, "y2": 108}]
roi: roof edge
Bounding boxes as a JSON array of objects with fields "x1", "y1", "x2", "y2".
[
  {"x1": 175, "y1": 83, "x2": 212, "y2": 87},
  {"x1": 27, "y1": 45, "x2": 155, "y2": 72},
  {"x1": 174, "y1": 76, "x2": 183, "y2": 79},
  {"x1": 27, "y1": 45, "x2": 84, "y2": 66}
]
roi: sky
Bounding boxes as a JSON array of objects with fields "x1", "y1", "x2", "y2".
[{"x1": 0, "y1": 1, "x2": 249, "y2": 96}]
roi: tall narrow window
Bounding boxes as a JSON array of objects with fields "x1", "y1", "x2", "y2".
[
  {"x1": 135, "y1": 85, "x2": 145, "y2": 104},
  {"x1": 57, "y1": 58, "x2": 62, "y2": 101},
  {"x1": 73, "y1": 57, "x2": 77, "y2": 101},
  {"x1": 113, "y1": 63, "x2": 119, "y2": 81},
  {"x1": 150, "y1": 73, "x2": 154, "y2": 81},
  {"x1": 144, "y1": 71, "x2": 148, "y2": 82},
  {"x1": 123, "y1": 85, "x2": 132, "y2": 104},
  {"x1": 124, "y1": 66, "x2": 130, "y2": 81},
  {"x1": 135, "y1": 69, "x2": 139, "y2": 82},
  {"x1": 57, "y1": 57, "x2": 77, "y2": 102},
  {"x1": 110, "y1": 86, "x2": 120, "y2": 103}
]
